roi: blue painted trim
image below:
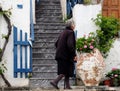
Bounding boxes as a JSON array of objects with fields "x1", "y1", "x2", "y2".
[
  {"x1": 14, "y1": 41, "x2": 29, "y2": 45},
  {"x1": 66, "y1": 0, "x2": 84, "y2": 18},
  {"x1": 30, "y1": 45, "x2": 32, "y2": 73},
  {"x1": 30, "y1": 0, "x2": 34, "y2": 41},
  {"x1": 17, "y1": 4, "x2": 23, "y2": 9},
  {"x1": 13, "y1": 26, "x2": 32, "y2": 78},
  {"x1": 16, "y1": 69, "x2": 32, "y2": 72},
  {"x1": 20, "y1": 30, "x2": 23, "y2": 78},
  {"x1": 13, "y1": 26, "x2": 18, "y2": 78},
  {"x1": 25, "y1": 33, "x2": 28, "y2": 77}
]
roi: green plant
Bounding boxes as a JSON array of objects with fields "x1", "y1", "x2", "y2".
[
  {"x1": 0, "y1": 63, "x2": 7, "y2": 74},
  {"x1": 76, "y1": 14, "x2": 120, "y2": 57},
  {"x1": 0, "y1": 8, "x2": 12, "y2": 18},
  {"x1": 105, "y1": 68, "x2": 120, "y2": 86},
  {"x1": 84, "y1": 0, "x2": 91, "y2": 4},
  {"x1": 76, "y1": 32, "x2": 97, "y2": 53},
  {"x1": 0, "y1": 7, "x2": 12, "y2": 87},
  {"x1": 92, "y1": 14, "x2": 120, "y2": 57}
]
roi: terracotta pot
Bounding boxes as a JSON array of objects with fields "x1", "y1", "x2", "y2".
[
  {"x1": 104, "y1": 79, "x2": 111, "y2": 86},
  {"x1": 76, "y1": 48, "x2": 105, "y2": 86}
]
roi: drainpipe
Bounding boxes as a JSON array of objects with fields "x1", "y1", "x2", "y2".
[{"x1": 30, "y1": 0, "x2": 34, "y2": 41}]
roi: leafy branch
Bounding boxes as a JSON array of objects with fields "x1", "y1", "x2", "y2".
[
  {"x1": 92, "y1": 14, "x2": 120, "y2": 57},
  {"x1": 0, "y1": 7, "x2": 12, "y2": 87}
]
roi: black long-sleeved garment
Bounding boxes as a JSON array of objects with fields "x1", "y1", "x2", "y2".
[{"x1": 55, "y1": 27, "x2": 76, "y2": 77}]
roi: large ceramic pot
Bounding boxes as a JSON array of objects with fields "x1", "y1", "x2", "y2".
[{"x1": 76, "y1": 48, "x2": 105, "y2": 86}]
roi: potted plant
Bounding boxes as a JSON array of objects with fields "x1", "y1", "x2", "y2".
[
  {"x1": 77, "y1": 14, "x2": 120, "y2": 56},
  {"x1": 105, "y1": 68, "x2": 120, "y2": 87},
  {"x1": 76, "y1": 14, "x2": 120, "y2": 86},
  {"x1": 103, "y1": 79, "x2": 111, "y2": 86},
  {"x1": 76, "y1": 32, "x2": 104, "y2": 86},
  {"x1": 76, "y1": 32, "x2": 97, "y2": 53}
]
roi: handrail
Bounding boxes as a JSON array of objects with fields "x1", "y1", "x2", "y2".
[
  {"x1": 30, "y1": 0, "x2": 34, "y2": 41},
  {"x1": 67, "y1": 0, "x2": 83, "y2": 19}
]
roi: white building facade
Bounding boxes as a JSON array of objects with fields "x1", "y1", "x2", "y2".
[{"x1": 0, "y1": 0, "x2": 120, "y2": 87}]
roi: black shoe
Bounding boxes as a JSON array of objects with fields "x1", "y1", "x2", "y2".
[{"x1": 50, "y1": 82, "x2": 59, "y2": 89}]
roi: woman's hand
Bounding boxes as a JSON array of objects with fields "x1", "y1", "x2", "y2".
[{"x1": 74, "y1": 56, "x2": 77, "y2": 62}]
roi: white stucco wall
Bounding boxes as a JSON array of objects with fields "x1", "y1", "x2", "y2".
[
  {"x1": 73, "y1": 4, "x2": 101, "y2": 38},
  {"x1": 60, "y1": 0, "x2": 67, "y2": 20},
  {"x1": 0, "y1": 0, "x2": 34, "y2": 86},
  {"x1": 73, "y1": 4, "x2": 120, "y2": 77}
]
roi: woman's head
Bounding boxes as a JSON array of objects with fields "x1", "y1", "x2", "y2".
[{"x1": 65, "y1": 18, "x2": 75, "y2": 30}]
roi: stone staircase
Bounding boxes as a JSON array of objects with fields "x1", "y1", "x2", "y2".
[{"x1": 29, "y1": 0, "x2": 75, "y2": 89}]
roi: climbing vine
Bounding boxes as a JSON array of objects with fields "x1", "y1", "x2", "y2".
[{"x1": 0, "y1": 7, "x2": 12, "y2": 87}]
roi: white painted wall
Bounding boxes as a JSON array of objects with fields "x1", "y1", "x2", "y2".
[
  {"x1": 0, "y1": 0, "x2": 35, "y2": 87},
  {"x1": 0, "y1": 0, "x2": 120, "y2": 87},
  {"x1": 60, "y1": 0, "x2": 67, "y2": 20},
  {"x1": 73, "y1": 4, "x2": 120, "y2": 77},
  {"x1": 73, "y1": 4, "x2": 101, "y2": 38}
]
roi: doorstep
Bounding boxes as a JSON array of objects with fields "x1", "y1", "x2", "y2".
[
  {"x1": 0, "y1": 86, "x2": 120, "y2": 91},
  {"x1": 30, "y1": 86, "x2": 120, "y2": 91}
]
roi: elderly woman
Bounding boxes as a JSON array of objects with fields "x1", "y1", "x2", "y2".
[{"x1": 50, "y1": 19, "x2": 76, "y2": 89}]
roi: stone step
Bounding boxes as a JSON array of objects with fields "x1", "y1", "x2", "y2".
[
  {"x1": 34, "y1": 30, "x2": 63, "y2": 34},
  {"x1": 36, "y1": 13, "x2": 62, "y2": 17},
  {"x1": 30, "y1": 86, "x2": 120, "y2": 91},
  {"x1": 35, "y1": 23, "x2": 65, "y2": 26},
  {"x1": 33, "y1": 52, "x2": 55, "y2": 54},
  {"x1": 29, "y1": 78, "x2": 75, "y2": 88},
  {"x1": 33, "y1": 42, "x2": 55, "y2": 47},
  {"x1": 1, "y1": 86, "x2": 119, "y2": 91},
  {"x1": 36, "y1": 9, "x2": 61, "y2": 13},
  {"x1": 33, "y1": 44, "x2": 55, "y2": 50},
  {"x1": 36, "y1": 16, "x2": 63, "y2": 22},
  {"x1": 36, "y1": 7, "x2": 61, "y2": 11},
  {"x1": 32, "y1": 64, "x2": 57, "y2": 72},
  {"x1": 36, "y1": 12, "x2": 62, "y2": 17},
  {"x1": 34, "y1": 33, "x2": 60, "y2": 38},
  {"x1": 32, "y1": 47, "x2": 56, "y2": 53},
  {"x1": 36, "y1": 12, "x2": 61, "y2": 17},
  {"x1": 36, "y1": 16, "x2": 63, "y2": 24},
  {"x1": 32, "y1": 58, "x2": 56, "y2": 64},
  {"x1": 32, "y1": 48, "x2": 55, "y2": 53},
  {"x1": 32, "y1": 72, "x2": 57, "y2": 78},
  {"x1": 34, "y1": 29, "x2": 64, "y2": 33},
  {"x1": 34, "y1": 25, "x2": 65, "y2": 30},
  {"x1": 33, "y1": 53, "x2": 55, "y2": 59},
  {"x1": 34, "y1": 37, "x2": 58, "y2": 42},
  {"x1": 36, "y1": 2, "x2": 60, "y2": 6},
  {"x1": 36, "y1": 11, "x2": 62, "y2": 15},
  {"x1": 32, "y1": 45, "x2": 55, "y2": 49}
]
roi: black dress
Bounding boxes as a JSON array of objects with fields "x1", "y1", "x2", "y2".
[{"x1": 55, "y1": 27, "x2": 76, "y2": 77}]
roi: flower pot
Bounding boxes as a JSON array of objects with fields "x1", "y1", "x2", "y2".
[
  {"x1": 111, "y1": 78, "x2": 120, "y2": 87},
  {"x1": 104, "y1": 79, "x2": 111, "y2": 86},
  {"x1": 76, "y1": 48, "x2": 105, "y2": 86}
]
